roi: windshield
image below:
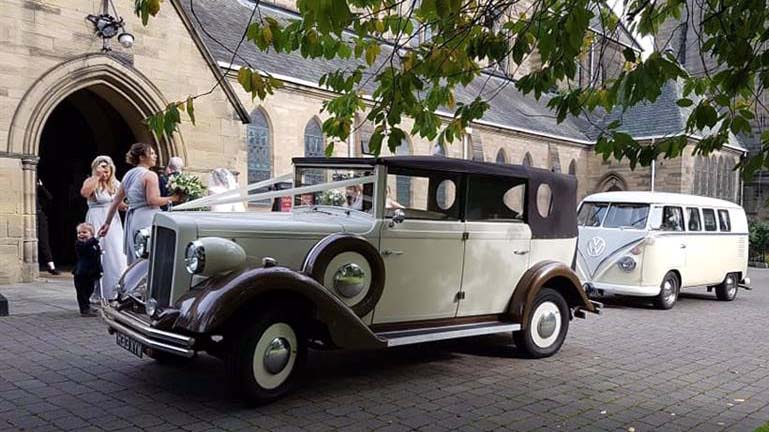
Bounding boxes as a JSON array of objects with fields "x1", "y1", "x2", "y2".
[
  {"x1": 294, "y1": 166, "x2": 375, "y2": 213},
  {"x1": 602, "y1": 203, "x2": 650, "y2": 229},
  {"x1": 578, "y1": 202, "x2": 608, "y2": 226}
]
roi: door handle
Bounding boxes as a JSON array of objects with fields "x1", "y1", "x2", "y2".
[
  {"x1": 680, "y1": 244, "x2": 687, "y2": 249},
  {"x1": 513, "y1": 250, "x2": 530, "y2": 255},
  {"x1": 382, "y1": 250, "x2": 404, "y2": 256}
]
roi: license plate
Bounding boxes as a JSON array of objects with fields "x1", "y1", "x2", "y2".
[{"x1": 116, "y1": 332, "x2": 144, "y2": 358}]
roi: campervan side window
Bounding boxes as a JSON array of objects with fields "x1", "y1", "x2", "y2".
[
  {"x1": 661, "y1": 206, "x2": 684, "y2": 231},
  {"x1": 687, "y1": 207, "x2": 701, "y2": 231},
  {"x1": 577, "y1": 202, "x2": 608, "y2": 226},
  {"x1": 702, "y1": 209, "x2": 717, "y2": 231},
  {"x1": 602, "y1": 204, "x2": 649, "y2": 229},
  {"x1": 718, "y1": 210, "x2": 731, "y2": 232}
]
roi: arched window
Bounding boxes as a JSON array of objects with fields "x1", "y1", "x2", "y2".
[
  {"x1": 304, "y1": 118, "x2": 325, "y2": 184},
  {"x1": 495, "y1": 148, "x2": 507, "y2": 164},
  {"x1": 705, "y1": 157, "x2": 713, "y2": 197},
  {"x1": 246, "y1": 108, "x2": 272, "y2": 183},
  {"x1": 709, "y1": 157, "x2": 717, "y2": 197},
  {"x1": 597, "y1": 172, "x2": 627, "y2": 192},
  {"x1": 432, "y1": 142, "x2": 446, "y2": 156},
  {"x1": 523, "y1": 152, "x2": 533, "y2": 168},
  {"x1": 395, "y1": 140, "x2": 412, "y2": 206},
  {"x1": 568, "y1": 159, "x2": 577, "y2": 176},
  {"x1": 726, "y1": 158, "x2": 734, "y2": 201},
  {"x1": 304, "y1": 118, "x2": 324, "y2": 157}
]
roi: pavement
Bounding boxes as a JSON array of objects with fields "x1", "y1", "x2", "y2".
[{"x1": 1, "y1": 271, "x2": 769, "y2": 431}]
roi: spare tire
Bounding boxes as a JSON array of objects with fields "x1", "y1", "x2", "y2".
[{"x1": 302, "y1": 234, "x2": 385, "y2": 317}]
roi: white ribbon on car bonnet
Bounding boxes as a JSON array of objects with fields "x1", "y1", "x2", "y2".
[{"x1": 172, "y1": 174, "x2": 376, "y2": 211}]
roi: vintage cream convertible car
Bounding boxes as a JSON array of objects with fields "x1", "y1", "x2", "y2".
[{"x1": 102, "y1": 156, "x2": 600, "y2": 403}]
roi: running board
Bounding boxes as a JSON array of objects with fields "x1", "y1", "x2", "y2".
[{"x1": 376, "y1": 322, "x2": 521, "y2": 347}]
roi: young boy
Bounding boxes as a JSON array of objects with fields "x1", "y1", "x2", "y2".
[{"x1": 73, "y1": 222, "x2": 102, "y2": 317}]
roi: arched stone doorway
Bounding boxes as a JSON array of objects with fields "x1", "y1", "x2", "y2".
[
  {"x1": 8, "y1": 54, "x2": 185, "y2": 279},
  {"x1": 38, "y1": 85, "x2": 149, "y2": 266}
]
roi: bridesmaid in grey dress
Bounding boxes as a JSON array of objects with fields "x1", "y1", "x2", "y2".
[
  {"x1": 99, "y1": 143, "x2": 181, "y2": 265},
  {"x1": 81, "y1": 155, "x2": 126, "y2": 300}
]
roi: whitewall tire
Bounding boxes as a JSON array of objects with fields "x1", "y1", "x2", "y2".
[
  {"x1": 227, "y1": 312, "x2": 306, "y2": 404},
  {"x1": 513, "y1": 288, "x2": 569, "y2": 358}
]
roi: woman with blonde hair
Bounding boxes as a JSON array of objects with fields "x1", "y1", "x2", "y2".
[{"x1": 81, "y1": 155, "x2": 126, "y2": 300}]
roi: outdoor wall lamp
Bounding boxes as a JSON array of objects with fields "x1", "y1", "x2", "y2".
[{"x1": 86, "y1": 0, "x2": 134, "y2": 52}]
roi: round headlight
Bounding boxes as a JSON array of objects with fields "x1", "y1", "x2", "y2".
[
  {"x1": 133, "y1": 228, "x2": 151, "y2": 259},
  {"x1": 617, "y1": 256, "x2": 637, "y2": 272},
  {"x1": 146, "y1": 297, "x2": 158, "y2": 316},
  {"x1": 185, "y1": 241, "x2": 206, "y2": 274}
]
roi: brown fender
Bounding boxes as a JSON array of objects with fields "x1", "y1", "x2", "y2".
[
  {"x1": 508, "y1": 260, "x2": 594, "y2": 329},
  {"x1": 172, "y1": 266, "x2": 386, "y2": 350}
]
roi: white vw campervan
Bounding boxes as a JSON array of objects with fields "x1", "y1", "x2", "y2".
[{"x1": 576, "y1": 192, "x2": 750, "y2": 309}]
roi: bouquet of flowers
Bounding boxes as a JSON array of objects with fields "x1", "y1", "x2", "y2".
[
  {"x1": 318, "y1": 189, "x2": 346, "y2": 206},
  {"x1": 167, "y1": 172, "x2": 205, "y2": 203}
]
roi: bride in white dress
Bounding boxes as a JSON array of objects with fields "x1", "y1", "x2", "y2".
[{"x1": 81, "y1": 156, "x2": 126, "y2": 300}]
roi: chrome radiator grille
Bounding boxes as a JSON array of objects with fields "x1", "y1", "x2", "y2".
[{"x1": 148, "y1": 226, "x2": 177, "y2": 307}]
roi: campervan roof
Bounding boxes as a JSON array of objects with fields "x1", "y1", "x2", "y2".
[{"x1": 582, "y1": 191, "x2": 742, "y2": 209}]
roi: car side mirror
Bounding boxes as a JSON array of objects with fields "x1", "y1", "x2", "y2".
[
  {"x1": 649, "y1": 207, "x2": 663, "y2": 230},
  {"x1": 390, "y1": 209, "x2": 406, "y2": 227}
]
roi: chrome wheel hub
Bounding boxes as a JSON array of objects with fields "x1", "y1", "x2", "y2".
[
  {"x1": 263, "y1": 337, "x2": 291, "y2": 374},
  {"x1": 537, "y1": 311, "x2": 558, "y2": 339}
]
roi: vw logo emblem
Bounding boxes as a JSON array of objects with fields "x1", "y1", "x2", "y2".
[{"x1": 586, "y1": 236, "x2": 606, "y2": 257}]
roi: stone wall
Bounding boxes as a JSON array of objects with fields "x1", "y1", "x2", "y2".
[
  {"x1": 0, "y1": 0, "x2": 243, "y2": 281},
  {"x1": 0, "y1": 157, "x2": 25, "y2": 284}
]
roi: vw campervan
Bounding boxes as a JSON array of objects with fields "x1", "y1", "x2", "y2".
[{"x1": 576, "y1": 192, "x2": 749, "y2": 309}]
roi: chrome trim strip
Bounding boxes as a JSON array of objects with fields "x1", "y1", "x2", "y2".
[
  {"x1": 379, "y1": 323, "x2": 521, "y2": 347},
  {"x1": 102, "y1": 305, "x2": 195, "y2": 348},
  {"x1": 103, "y1": 311, "x2": 195, "y2": 358}
]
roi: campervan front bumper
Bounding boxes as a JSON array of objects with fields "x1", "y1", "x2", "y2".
[
  {"x1": 586, "y1": 282, "x2": 661, "y2": 297},
  {"x1": 101, "y1": 303, "x2": 196, "y2": 358}
]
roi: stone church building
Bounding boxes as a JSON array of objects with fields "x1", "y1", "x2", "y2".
[{"x1": 0, "y1": 0, "x2": 745, "y2": 284}]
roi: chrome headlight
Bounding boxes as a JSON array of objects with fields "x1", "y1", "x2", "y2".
[
  {"x1": 185, "y1": 240, "x2": 206, "y2": 274},
  {"x1": 133, "y1": 228, "x2": 151, "y2": 259},
  {"x1": 146, "y1": 297, "x2": 158, "y2": 316},
  {"x1": 184, "y1": 238, "x2": 245, "y2": 276},
  {"x1": 617, "y1": 256, "x2": 637, "y2": 272}
]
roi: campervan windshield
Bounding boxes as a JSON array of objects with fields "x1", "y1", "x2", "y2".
[{"x1": 577, "y1": 202, "x2": 649, "y2": 229}]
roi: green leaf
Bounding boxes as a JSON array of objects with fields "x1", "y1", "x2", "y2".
[
  {"x1": 676, "y1": 98, "x2": 693, "y2": 107},
  {"x1": 186, "y1": 96, "x2": 195, "y2": 125}
]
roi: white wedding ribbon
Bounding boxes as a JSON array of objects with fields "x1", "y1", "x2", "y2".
[{"x1": 173, "y1": 174, "x2": 376, "y2": 211}]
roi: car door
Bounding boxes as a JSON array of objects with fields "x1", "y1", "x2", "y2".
[
  {"x1": 373, "y1": 170, "x2": 465, "y2": 323},
  {"x1": 458, "y1": 176, "x2": 530, "y2": 316}
]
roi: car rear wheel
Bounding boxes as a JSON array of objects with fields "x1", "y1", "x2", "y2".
[
  {"x1": 715, "y1": 273, "x2": 738, "y2": 301},
  {"x1": 655, "y1": 271, "x2": 679, "y2": 309},
  {"x1": 227, "y1": 312, "x2": 306, "y2": 405},
  {"x1": 513, "y1": 288, "x2": 569, "y2": 358}
]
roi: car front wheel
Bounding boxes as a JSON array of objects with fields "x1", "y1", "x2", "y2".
[
  {"x1": 513, "y1": 288, "x2": 569, "y2": 358},
  {"x1": 655, "y1": 271, "x2": 679, "y2": 309},
  {"x1": 715, "y1": 272, "x2": 738, "y2": 301},
  {"x1": 227, "y1": 312, "x2": 306, "y2": 405}
]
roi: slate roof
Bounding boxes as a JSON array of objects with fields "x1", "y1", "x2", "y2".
[
  {"x1": 180, "y1": 0, "x2": 591, "y2": 142},
  {"x1": 586, "y1": 80, "x2": 745, "y2": 150},
  {"x1": 178, "y1": 0, "x2": 741, "y2": 151}
]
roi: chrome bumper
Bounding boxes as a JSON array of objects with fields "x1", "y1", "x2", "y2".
[{"x1": 101, "y1": 303, "x2": 196, "y2": 358}]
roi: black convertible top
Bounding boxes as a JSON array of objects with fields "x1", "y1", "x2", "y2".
[
  {"x1": 293, "y1": 156, "x2": 532, "y2": 178},
  {"x1": 292, "y1": 156, "x2": 578, "y2": 239}
]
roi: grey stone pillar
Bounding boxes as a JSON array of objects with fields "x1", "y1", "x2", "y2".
[{"x1": 21, "y1": 157, "x2": 38, "y2": 282}]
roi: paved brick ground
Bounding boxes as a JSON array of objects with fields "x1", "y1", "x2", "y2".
[{"x1": 2, "y1": 271, "x2": 769, "y2": 431}]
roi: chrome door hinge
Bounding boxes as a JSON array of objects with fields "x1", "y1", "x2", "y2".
[
  {"x1": 462, "y1": 232, "x2": 469, "y2": 241},
  {"x1": 455, "y1": 291, "x2": 466, "y2": 301}
]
